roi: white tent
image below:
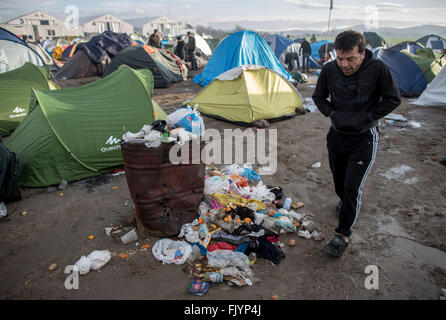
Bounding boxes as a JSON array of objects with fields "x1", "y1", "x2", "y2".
[
  {"x1": 192, "y1": 34, "x2": 212, "y2": 57},
  {"x1": 413, "y1": 66, "x2": 446, "y2": 107}
]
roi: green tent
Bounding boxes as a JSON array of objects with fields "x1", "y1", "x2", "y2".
[
  {"x1": 103, "y1": 45, "x2": 187, "y2": 88},
  {"x1": 0, "y1": 62, "x2": 57, "y2": 136},
  {"x1": 5, "y1": 65, "x2": 167, "y2": 187},
  {"x1": 401, "y1": 48, "x2": 446, "y2": 83},
  {"x1": 189, "y1": 65, "x2": 303, "y2": 125}
]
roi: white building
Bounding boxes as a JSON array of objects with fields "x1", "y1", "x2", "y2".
[
  {"x1": 82, "y1": 15, "x2": 133, "y2": 37},
  {"x1": 3, "y1": 10, "x2": 81, "y2": 41},
  {"x1": 142, "y1": 16, "x2": 182, "y2": 38}
]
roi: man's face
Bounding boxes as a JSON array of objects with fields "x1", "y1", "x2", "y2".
[{"x1": 336, "y1": 46, "x2": 365, "y2": 76}]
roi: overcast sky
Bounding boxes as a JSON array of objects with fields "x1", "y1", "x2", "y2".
[{"x1": 1, "y1": 0, "x2": 445, "y2": 28}]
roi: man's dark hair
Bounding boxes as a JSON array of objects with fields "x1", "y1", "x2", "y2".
[
  {"x1": 154, "y1": 29, "x2": 158, "y2": 33},
  {"x1": 335, "y1": 30, "x2": 365, "y2": 53}
]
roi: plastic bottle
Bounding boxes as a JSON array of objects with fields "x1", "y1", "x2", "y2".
[
  {"x1": 204, "y1": 272, "x2": 224, "y2": 283},
  {"x1": 283, "y1": 197, "x2": 292, "y2": 211},
  {"x1": 248, "y1": 252, "x2": 257, "y2": 265}
]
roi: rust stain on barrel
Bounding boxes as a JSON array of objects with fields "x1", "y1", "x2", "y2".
[{"x1": 121, "y1": 140, "x2": 205, "y2": 236}]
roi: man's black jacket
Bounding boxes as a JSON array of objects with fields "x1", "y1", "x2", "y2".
[{"x1": 312, "y1": 49, "x2": 401, "y2": 135}]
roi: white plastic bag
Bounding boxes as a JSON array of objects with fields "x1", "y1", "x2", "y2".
[
  {"x1": 87, "y1": 250, "x2": 111, "y2": 271},
  {"x1": 204, "y1": 176, "x2": 229, "y2": 195},
  {"x1": 178, "y1": 223, "x2": 200, "y2": 244},
  {"x1": 74, "y1": 255, "x2": 91, "y2": 275},
  {"x1": 152, "y1": 239, "x2": 192, "y2": 265},
  {"x1": 166, "y1": 105, "x2": 205, "y2": 136},
  {"x1": 144, "y1": 130, "x2": 162, "y2": 148},
  {"x1": 206, "y1": 250, "x2": 250, "y2": 271}
]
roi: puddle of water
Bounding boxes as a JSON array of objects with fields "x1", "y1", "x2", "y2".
[
  {"x1": 394, "y1": 237, "x2": 446, "y2": 270},
  {"x1": 380, "y1": 165, "x2": 414, "y2": 180}
]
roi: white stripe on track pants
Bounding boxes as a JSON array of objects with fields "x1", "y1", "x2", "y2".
[{"x1": 326, "y1": 126, "x2": 379, "y2": 237}]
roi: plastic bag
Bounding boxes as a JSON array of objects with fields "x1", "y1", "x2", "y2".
[
  {"x1": 221, "y1": 164, "x2": 243, "y2": 176},
  {"x1": 178, "y1": 223, "x2": 200, "y2": 243},
  {"x1": 241, "y1": 168, "x2": 260, "y2": 181},
  {"x1": 87, "y1": 250, "x2": 112, "y2": 271},
  {"x1": 221, "y1": 267, "x2": 255, "y2": 286},
  {"x1": 206, "y1": 250, "x2": 251, "y2": 271},
  {"x1": 204, "y1": 176, "x2": 229, "y2": 195},
  {"x1": 74, "y1": 255, "x2": 91, "y2": 275},
  {"x1": 152, "y1": 239, "x2": 192, "y2": 265},
  {"x1": 144, "y1": 130, "x2": 162, "y2": 148},
  {"x1": 275, "y1": 216, "x2": 296, "y2": 233},
  {"x1": 167, "y1": 105, "x2": 205, "y2": 136}
]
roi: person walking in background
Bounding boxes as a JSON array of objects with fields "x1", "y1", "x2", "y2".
[
  {"x1": 174, "y1": 35, "x2": 186, "y2": 61},
  {"x1": 148, "y1": 29, "x2": 162, "y2": 48},
  {"x1": 186, "y1": 32, "x2": 197, "y2": 70},
  {"x1": 300, "y1": 37, "x2": 312, "y2": 73},
  {"x1": 312, "y1": 30, "x2": 401, "y2": 257}
]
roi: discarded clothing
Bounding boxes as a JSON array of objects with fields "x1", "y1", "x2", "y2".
[
  {"x1": 207, "y1": 242, "x2": 238, "y2": 252},
  {"x1": 255, "y1": 236, "x2": 285, "y2": 265},
  {"x1": 211, "y1": 230, "x2": 249, "y2": 246}
]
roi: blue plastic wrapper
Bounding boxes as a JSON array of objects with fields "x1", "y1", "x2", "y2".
[{"x1": 188, "y1": 279, "x2": 211, "y2": 296}]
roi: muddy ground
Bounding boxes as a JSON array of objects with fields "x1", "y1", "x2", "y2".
[{"x1": 0, "y1": 69, "x2": 445, "y2": 300}]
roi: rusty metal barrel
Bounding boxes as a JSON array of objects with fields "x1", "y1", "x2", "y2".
[{"x1": 121, "y1": 139, "x2": 205, "y2": 236}]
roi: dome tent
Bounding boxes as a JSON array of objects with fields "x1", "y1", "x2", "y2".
[
  {"x1": 193, "y1": 30, "x2": 293, "y2": 87},
  {"x1": 0, "y1": 27, "x2": 44, "y2": 73},
  {"x1": 374, "y1": 48, "x2": 428, "y2": 97},
  {"x1": 0, "y1": 62, "x2": 57, "y2": 136},
  {"x1": 5, "y1": 66, "x2": 166, "y2": 187},
  {"x1": 103, "y1": 45, "x2": 187, "y2": 88},
  {"x1": 189, "y1": 65, "x2": 303, "y2": 125}
]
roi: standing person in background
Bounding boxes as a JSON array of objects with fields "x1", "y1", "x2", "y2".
[
  {"x1": 148, "y1": 29, "x2": 162, "y2": 48},
  {"x1": 312, "y1": 30, "x2": 401, "y2": 257},
  {"x1": 186, "y1": 32, "x2": 197, "y2": 70},
  {"x1": 300, "y1": 37, "x2": 312, "y2": 73},
  {"x1": 174, "y1": 35, "x2": 186, "y2": 61}
]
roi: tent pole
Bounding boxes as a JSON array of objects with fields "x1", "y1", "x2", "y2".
[{"x1": 325, "y1": 0, "x2": 333, "y2": 61}]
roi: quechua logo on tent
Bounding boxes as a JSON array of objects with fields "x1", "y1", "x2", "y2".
[
  {"x1": 101, "y1": 136, "x2": 121, "y2": 153},
  {"x1": 9, "y1": 107, "x2": 27, "y2": 119}
]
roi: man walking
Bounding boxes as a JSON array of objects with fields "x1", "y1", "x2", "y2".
[
  {"x1": 312, "y1": 30, "x2": 401, "y2": 257},
  {"x1": 300, "y1": 37, "x2": 311, "y2": 73},
  {"x1": 186, "y1": 32, "x2": 197, "y2": 70}
]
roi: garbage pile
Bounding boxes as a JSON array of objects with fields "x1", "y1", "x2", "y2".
[
  {"x1": 121, "y1": 104, "x2": 205, "y2": 147},
  {"x1": 151, "y1": 163, "x2": 323, "y2": 295}
]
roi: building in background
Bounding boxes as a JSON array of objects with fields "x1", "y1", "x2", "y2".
[
  {"x1": 1, "y1": 10, "x2": 81, "y2": 41},
  {"x1": 81, "y1": 14, "x2": 133, "y2": 37},
  {"x1": 142, "y1": 16, "x2": 182, "y2": 38}
]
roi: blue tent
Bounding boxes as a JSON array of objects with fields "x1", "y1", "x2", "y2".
[
  {"x1": 264, "y1": 34, "x2": 293, "y2": 59},
  {"x1": 311, "y1": 40, "x2": 335, "y2": 60},
  {"x1": 388, "y1": 41, "x2": 424, "y2": 54},
  {"x1": 374, "y1": 48, "x2": 427, "y2": 97},
  {"x1": 0, "y1": 27, "x2": 44, "y2": 73},
  {"x1": 194, "y1": 30, "x2": 293, "y2": 86}
]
